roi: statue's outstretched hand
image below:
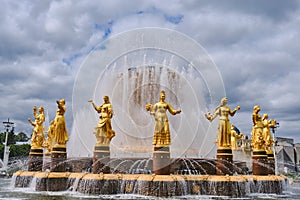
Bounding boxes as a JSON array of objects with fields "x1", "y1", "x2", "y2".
[
  {"x1": 145, "y1": 104, "x2": 152, "y2": 111},
  {"x1": 205, "y1": 112, "x2": 212, "y2": 121}
]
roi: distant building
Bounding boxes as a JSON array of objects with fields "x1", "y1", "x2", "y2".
[
  {"x1": 275, "y1": 137, "x2": 299, "y2": 174},
  {"x1": 233, "y1": 136, "x2": 300, "y2": 174}
]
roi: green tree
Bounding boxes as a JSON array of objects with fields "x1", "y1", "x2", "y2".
[
  {"x1": 8, "y1": 144, "x2": 30, "y2": 158},
  {"x1": 14, "y1": 132, "x2": 29, "y2": 142},
  {"x1": 0, "y1": 132, "x2": 5, "y2": 144},
  {"x1": 0, "y1": 144, "x2": 3, "y2": 160}
]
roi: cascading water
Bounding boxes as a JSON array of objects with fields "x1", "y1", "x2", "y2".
[
  {"x1": 69, "y1": 28, "x2": 226, "y2": 160},
  {"x1": 0, "y1": 159, "x2": 4, "y2": 169}
]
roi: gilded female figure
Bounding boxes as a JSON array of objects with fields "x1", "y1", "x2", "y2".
[
  {"x1": 28, "y1": 106, "x2": 45, "y2": 148},
  {"x1": 89, "y1": 96, "x2": 115, "y2": 145},
  {"x1": 251, "y1": 105, "x2": 264, "y2": 150},
  {"x1": 205, "y1": 97, "x2": 240, "y2": 148},
  {"x1": 44, "y1": 120, "x2": 55, "y2": 153},
  {"x1": 230, "y1": 125, "x2": 243, "y2": 150},
  {"x1": 262, "y1": 114, "x2": 275, "y2": 153},
  {"x1": 53, "y1": 99, "x2": 68, "y2": 145},
  {"x1": 146, "y1": 90, "x2": 181, "y2": 146}
]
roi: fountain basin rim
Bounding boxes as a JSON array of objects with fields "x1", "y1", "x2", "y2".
[{"x1": 13, "y1": 170, "x2": 287, "y2": 182}]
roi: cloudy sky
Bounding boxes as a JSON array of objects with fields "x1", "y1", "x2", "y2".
[{"x1": 1, "y1": 0, "x2": 299, "y2": 143}]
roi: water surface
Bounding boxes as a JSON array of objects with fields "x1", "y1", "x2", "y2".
[{"x1": 1, "y1": 178, "x2": 300, "y2": 200}]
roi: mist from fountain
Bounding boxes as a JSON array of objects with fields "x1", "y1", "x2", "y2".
[
  {"x1": 69, "y1": 28, "x2": 226, "y2": 160},
  {"x1": 0, "y1": 159, "x2": 4, "y2": 171}
]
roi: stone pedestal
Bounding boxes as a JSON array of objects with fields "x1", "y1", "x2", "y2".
[
  {"x1": 50, "y1": 144, "x2": 67, "y2": 172},
  {"x1": 28, "y1": 147, "x2": 43, "y2": 171},
  {"x1": 92, "y1": 144, "x2": 110, "y2": 174},
  {"x1": 42, "y1": 153, "x2": 51, "y2": 171},
  {"x1": 252, "y1": 150, "x2": 268, "y2": 175},
  {"x1": 216, "y1": 147, "x2": 233, "y2": 175},
  {"x1": 153, "y1": 145, "x2": 170, "y2": 175},
  {"x1": 267, "y1": 152, "x2": 275, "y2": 175}
]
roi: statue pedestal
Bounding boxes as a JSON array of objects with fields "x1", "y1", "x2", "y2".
[
  {"x1": 28, "y1": 147, "x2": 43, "y2": 171},
  {"x1": 92, "y1": 144, "x2": 110, "y2": 174},
  {"x1": 267, "y1": 152, "x2": 275, "y2": 175},
  {"x1": 216, "y1": 147, "x2": 233, "y2": 175},
  {"x1": 153, "y1": 145, "x2": 170, "y2": 175},
  {"x1": 252, "y1": 150, "x2": 268, "y2": 175},
  {"x1": 50, "y1": 144, "x2": 67, "y2": 172},
  {"x1": 42, "y1": 153, "x2": 51, "y2": 171}
]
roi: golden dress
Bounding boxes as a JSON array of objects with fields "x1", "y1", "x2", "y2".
[
  {"x1": 95, "y1": 103, "x2": 115, "y2": 142},
  {"x1": 151, "y1": 101, "x2": 178, "y2": 146},
  {"x1": 31, "y1": 112, "x2": 45, "y2": 148},
  {"x1": 251, "y1": 112, "x2": 264, "y2": 150},
  {"x1": 54, "y1": 105, "x2": 68, "y2": 144}
]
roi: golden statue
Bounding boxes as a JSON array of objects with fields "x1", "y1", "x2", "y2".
[
  {"x1": 251, "y1": 105, "x2": 265, "y2": 151},
  {"x1": 230, "y1": 125, "x2": 243, "y2": 150},
  {"x1": 205, "y1": 97, "x2": 240, "y2": 148},
  {"x1": 44, "y1": 120, "x2": 55, "y2": 154},
  {"x1": 262, "y1": 114, "x2": 275, "y2": 154},
  {"x1": 146, "y1": 90, "x2": 181, "y2": 146},
  {"x1": 28, "y1": 106, "x2": 45, "y2": 148},
  {"x1": 89, "y1": 96, "x2": 115, "y2": 145},
  {"x1": 53, "y1": 99, "x2": 68, "y2": 145}
]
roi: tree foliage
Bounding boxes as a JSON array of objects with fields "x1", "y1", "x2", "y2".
[
  {"x1": 9, "y1": 144, "x2": 31, "y2": 158},
  {"x1": 0, "y1": 144, "x2": 3, "y2": 160},
  {"x1": 14, "y1": 132, "x2": 29, "y2": 142},
  {"x1": 0, "y1": 131, "x2": 30, "y2": 159}
]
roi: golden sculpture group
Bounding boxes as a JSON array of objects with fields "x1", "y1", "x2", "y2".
[
  {"x1": 204, "y1": 98, "x2": 276, "y2": 154},
  {"x1": 251, "y1": 105, "x2": 276, "y2": 153},
  {"x1": 28, "y1": 92, "x2": 276, "y2": 156},
  {"x1": 29, "y1": 99, "x2": 68, "y2": 152}
]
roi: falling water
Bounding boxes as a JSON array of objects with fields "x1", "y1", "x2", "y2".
[
  {"x1": 69, "y1": 28, "x2": 226, "y2": 162},
  {"x1": 70, "y1": 59, "x2": 218, "y2": 159}
]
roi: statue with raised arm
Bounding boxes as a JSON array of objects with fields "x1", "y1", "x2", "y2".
[
  {"x1": 28, "y1": 106, "x2": 45, "y2": 148},
  {"x1": 146, "y1": 90, "x2": 181, "y2": 146},
  {"x1": 251, "y1": 105, "x2": 265, "y2": 150},
  {"x1": 205, "y1": 97, "x2": 240, "y2": 148},
  {"x1": 53, "y1": 99, "x2": 68, "y2": 145},
  {"x1": 89, "y1": 96, "x2": 115, "y2": 145}
]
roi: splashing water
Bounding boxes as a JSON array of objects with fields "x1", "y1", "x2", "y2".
[{"x1": 69, "y1": 28, "x2": 225, "y2": 160}]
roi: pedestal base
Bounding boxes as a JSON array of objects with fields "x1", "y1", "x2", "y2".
[
  {"x1": 216, "y1": 147, "x2": 233, "y2": 175},
  {"x1": 50, "y1": 145, "x2": 67, "y2": 172},
  {"x1": 267, "y1": 153, "x2": 275, "y2": 175},
  {"x1": 153, "y1": 145, "x2": 170, "y2": 175},
  {"x1": 28, "y1": 148, "x2": 43, "y2": 171},
  {"x1": 252, "y1": 150, "x2": 268, "y2": 175},
  {"x1": 42, "y1": 153, "x2": 51, "y2": 171},
  {"x1": 93, "y1": 144, "x2": 110, "y2": 174}
]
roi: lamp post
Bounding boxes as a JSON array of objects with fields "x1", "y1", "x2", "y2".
[{"x1": 2, "y1": 118, "x2": 14, "y2": 171}]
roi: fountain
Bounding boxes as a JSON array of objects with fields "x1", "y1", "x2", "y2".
[{"x1": 11, "y1": 28, "x2": 286, "y2": 198}]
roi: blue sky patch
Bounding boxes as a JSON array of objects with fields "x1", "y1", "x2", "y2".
[
  {"x1": 62, "y1": 53, "x2": 82, "y2": 66},
  {"x1": 164, "y1": 14, "x2": 184, "y2": 24},
  {"x1": 94, "y1": 20, "x2": 114, "y2": 40}
]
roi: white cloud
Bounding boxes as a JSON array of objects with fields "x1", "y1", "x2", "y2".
[{"x1": 0, "y1": 0, "x2": 299, "y2": 145}]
